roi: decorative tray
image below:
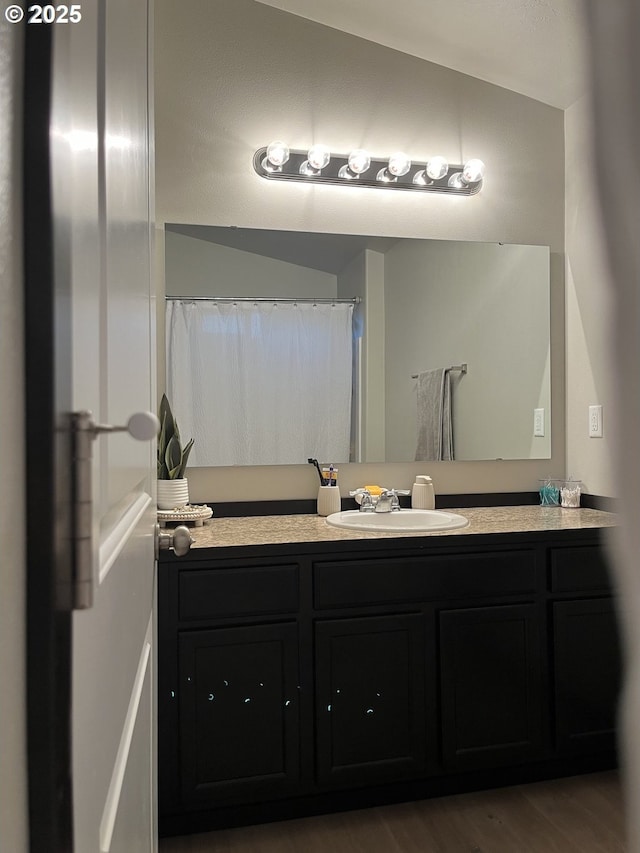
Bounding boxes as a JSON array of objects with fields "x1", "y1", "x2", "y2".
[{"x1": 157, "y1": 504, "x2": 213, "y2": 527}]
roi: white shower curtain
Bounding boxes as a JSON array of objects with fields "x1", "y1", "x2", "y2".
[{"x1": 166, "y1": 299, "x2": 353, "y2": 466}]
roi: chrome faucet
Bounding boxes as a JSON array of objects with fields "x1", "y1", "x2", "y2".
[
  {"x1": 374, "y1": 489, "x2": 401, "y2": 512},
  {"x1": 359, "y1": 490, "x2": 375, "y2": 512}
]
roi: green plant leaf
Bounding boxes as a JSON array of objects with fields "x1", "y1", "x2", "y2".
[
  {"x1": 157, "y1": 410, "x2": 168, "y2": 477},
  {"x1": 159, "y1": 394, "x2": 175, "y2": 443},
  {"x1": 177, "y1": 437, "x2": 194, "y2": 478},
  {"x1": 157, "y1": 394, "x2": 194, "y2": 480},
  {"x1": 165, "y1": 435, "x2": 182, "y2": 479}
]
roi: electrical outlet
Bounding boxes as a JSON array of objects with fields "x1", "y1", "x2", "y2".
[
  {"x1": 589, "y1": 404, "x2": 603, "y2": 438},
  {"x1": 533, "y1": 408, "x2": 545, "y2": 437}
]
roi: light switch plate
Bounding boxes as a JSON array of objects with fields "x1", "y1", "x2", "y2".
[
  {"x1": 534, "y1": 408, "x2": 545, "y2": 437},
  {"x1": 589, "y1": 404, "x2": 603, "y2": 438}
]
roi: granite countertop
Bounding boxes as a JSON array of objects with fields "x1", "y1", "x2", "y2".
[{"x1": 184, "y1": 505, "x2": 617, "y2": 550}]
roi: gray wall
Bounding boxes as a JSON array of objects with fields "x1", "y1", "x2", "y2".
[
  {"x1": 155, "y1": 0, "x2": 566, "y2": 501},
  {"x1": 384, "y1": 240, "x2": 551, "y2": 462},
  {"x1": 347, "y1": 250, "x2": 386, "y2": 461},
  {"x1": 165, "y1": 230, "x2": 337, "y2": 299}
]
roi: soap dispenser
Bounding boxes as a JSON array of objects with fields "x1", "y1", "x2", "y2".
[{"x1": 412, "y1": 475, "x2": 435, "y2": 510}]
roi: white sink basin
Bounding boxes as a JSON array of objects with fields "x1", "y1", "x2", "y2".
[{"x1": 326, "y1": 508, "x2": 469, "y2": 533}]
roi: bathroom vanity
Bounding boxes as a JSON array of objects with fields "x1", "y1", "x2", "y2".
[{"x1": 158, "y1": 506, "x2": 620, "y2": 836}]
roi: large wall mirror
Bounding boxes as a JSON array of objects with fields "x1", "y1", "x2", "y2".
[{"x1": 164, "y1": 224, "x2": 551, "y2": 466}]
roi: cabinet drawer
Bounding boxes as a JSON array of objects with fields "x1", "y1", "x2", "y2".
[
  {"x1": 314, "y1": 551, "x2": 536, "y2": 609},
  {"x1": 179, "y1": 564, "x2": 299, "y2": 621},
  {"x1": 550, "y1": 547, "x2": 611, "y2": 593}
]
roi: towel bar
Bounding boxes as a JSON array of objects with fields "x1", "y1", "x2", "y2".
[{"x1": 411, "y1": 363, "x2": 467, "y2": 379}]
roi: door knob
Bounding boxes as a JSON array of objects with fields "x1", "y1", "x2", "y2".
[
  {"x1": 155, "y1": 524, "x2": 194, "y2": 558},
  {"x1": 80, "y1": 410, "x2": 160, "y2": 440}
]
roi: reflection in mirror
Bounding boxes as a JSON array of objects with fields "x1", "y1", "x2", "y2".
[{"x1": 164, "y1": 225, "x2": 551, "y2": 466}]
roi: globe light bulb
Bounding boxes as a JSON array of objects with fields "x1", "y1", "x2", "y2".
[
  {"x1": 462, "y1": 158, "x2": 485, "y2": 184},
  {"x1": 426, "y1": 156, "x2": 449, "y2": 180},
  {"x1": 299, "y1": 144, "x2": 331, "y2": 176},
  {"x1": 387, "y1": 151, "x2": 411, "y2": 178},
  {"x1": 414, "y1": 155, "x2": 450, "y2": 186},
  {"x1": 339, "y1": 149, "x2": 371, "y2": 180},
  {"x1": 347, "y1": 149, "x2": 371, "y2": 175},
  {"x1": 264, "y1": 140, "x2": 289, "y2": 171},
  {"x1": 307, "y1": 144, "x2": 330, "y2": 171}
]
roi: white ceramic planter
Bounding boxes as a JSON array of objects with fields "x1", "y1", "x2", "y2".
[{"x1": 157, "y1": 478, "x2": 190, "y2": 510}]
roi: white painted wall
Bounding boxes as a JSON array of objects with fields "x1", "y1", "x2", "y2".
[
  {"x1": 0, "y1": 20, "x2": 28, "y2": 853},
  {"x1": 155, "y1": 0, "x2": 567, "y2": 501},
  {"x1": 564, "y1": 95, "x2": 616, "y2": 497}
]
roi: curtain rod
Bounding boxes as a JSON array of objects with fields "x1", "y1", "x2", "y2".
[
  {"x1": 165, "y1": 295, "x2": 361, "y2": 304},
  {"x1": 411, "y1": 363, "x2": 468, "y2": 379}
]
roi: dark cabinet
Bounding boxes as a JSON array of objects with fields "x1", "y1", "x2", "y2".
[
  {"x1": 439, "y1": 603, "x2": 544, "y2": 771},
  {"x1": 553, "y1": 597, "x2": 621, "y2": 755},
  {"x1": 315, "y1": 613, "x2": 429, "y2": 787},
  {"x1": 178, "y1": 622, "x2": 300, "y2": 806},
  {"x1": 159, "y1": 531, "x2": 618, "y2": 836}
]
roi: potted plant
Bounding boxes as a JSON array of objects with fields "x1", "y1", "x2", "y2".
[{"x1": 157, "y1": 394, "x2": 194, "y2": 509}]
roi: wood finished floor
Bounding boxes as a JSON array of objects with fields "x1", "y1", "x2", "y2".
[{"x1": 159, "y1": 771, "x2": 626, "y2": 853}]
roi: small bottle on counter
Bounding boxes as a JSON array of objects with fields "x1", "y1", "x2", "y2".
[{"x1": 412, "y1": 475, "x2": 435, "y2": 510}]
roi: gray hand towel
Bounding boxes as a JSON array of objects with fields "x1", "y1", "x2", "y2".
[{"x1": 414, "y1": 368, "x2": 454, "y2": 461}]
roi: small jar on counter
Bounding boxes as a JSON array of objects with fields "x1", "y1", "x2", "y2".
[
  {"x1": 539, "y1": 478, "x2": 561, "y2": 506},
  {"x1": 317, "y1": 484, "x2": 341, "y2": 516},
  {"x1": 560, "y1": 480, "x2": 582, "y2": 508}
]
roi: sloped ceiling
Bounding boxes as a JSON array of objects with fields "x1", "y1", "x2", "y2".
[{"x1": 255, "y1": 0, "x2": 589, "y2": 109}]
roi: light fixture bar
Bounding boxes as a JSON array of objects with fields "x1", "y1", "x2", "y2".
[{"x1": 253, "y1": 147, "x2": 484, "y2": 195}]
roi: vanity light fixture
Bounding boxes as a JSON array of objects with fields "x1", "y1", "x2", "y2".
[{"x1": 254, "y1": 143, "x2": 485, "y2": 195}]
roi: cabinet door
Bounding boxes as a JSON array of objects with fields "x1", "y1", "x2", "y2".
[
  {"x1": 440, "y1": 604, "x2": 544, "y2": 771},
  {"x1": 315, "y1": 614, "x2": 428, "y2": 787},
  {"x1": 178, "y1": 623, "x2": 300, "y2": 806},
  {"x1": 553, "y1": 597, "x2": 621, "y2": 754}
]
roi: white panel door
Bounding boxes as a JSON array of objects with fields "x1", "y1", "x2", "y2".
[{"x1": 50, "y1": 1, "x2": 157, "y2": 851}]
